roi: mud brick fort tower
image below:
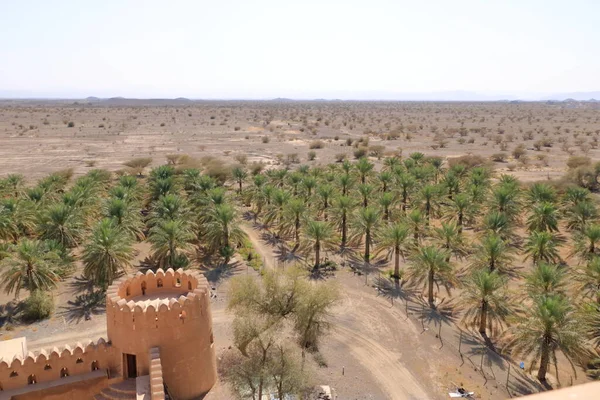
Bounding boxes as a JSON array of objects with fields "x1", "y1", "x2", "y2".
[{"x1": 0, "y1": 268, "x2": 217, "y2": 400}]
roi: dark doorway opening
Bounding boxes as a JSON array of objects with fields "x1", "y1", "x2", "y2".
[{"x1": 123, "y1": 353, "x2": 137, "y2": 379}]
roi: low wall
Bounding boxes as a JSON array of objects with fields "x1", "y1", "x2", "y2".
[{"x1": 0, "y1": 338, "x2": 119, "y2": 392}]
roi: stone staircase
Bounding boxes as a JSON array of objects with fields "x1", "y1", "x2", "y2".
[{"x1": 94, "y1": 379, "x2": 137, "y2": 400}]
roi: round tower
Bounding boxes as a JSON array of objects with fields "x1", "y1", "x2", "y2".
[{"x1": 106, "y1": 268, "x2": 216, "y2": 400}]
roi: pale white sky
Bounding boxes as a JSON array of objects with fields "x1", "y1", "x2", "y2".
[{"x1": 0, "y1": 0, "x2": 598, "y2": 99}]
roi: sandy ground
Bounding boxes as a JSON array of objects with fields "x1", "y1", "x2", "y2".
[{"x1": 1, "y1": 100, "x2": 599, "y2": 182}]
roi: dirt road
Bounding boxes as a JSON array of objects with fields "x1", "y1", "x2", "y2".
[{"x1": 241, "y1": 223, "x2": 434, "y2": 400}]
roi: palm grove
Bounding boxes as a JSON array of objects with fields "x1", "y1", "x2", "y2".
[{"x1": 1, "y1": 151, "x2": 600, "y2": 390}]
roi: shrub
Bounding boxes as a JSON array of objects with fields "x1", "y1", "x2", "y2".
[
  {"x1": 353, "y1": 147, "x2": 368, "y2": 159},
  {"x1": 166, "y1": 154, "x2": 181, "y2": 165},
  {"x1": 345, "y1": 138, "x2": 353, "y2": 146},
  {"x1": 67, "y1": 121, "x2": 75, "y2": 128},
  {"x1": 262, "y1": 136, "x2": 270, "y2": 144},
  {"x1": 491, "y1": 153, "x2": 507, "y2": 162},
  {"x1": 307, "y1": 151, "x2": 316, "y2": 161},
  {"x1": 368, "y1": 145, "x2": 386, "y2": 159},
  {"x1": 309, "y1": 140, "x2": 324, "y2": 149},
  {"x1": 234, "y1": 126, "x2": 241, "y2": 131},
  {"x1": 507, "y1": 163, "x2": 517, "y2": 171},
  {"x1": 200, "y1": 156, "x2": 232, "y2": 184},
  {"x1": 234, "y1": 154, "x2": 248, "y2": 165},
  {"x1": 567, "y1": 156, "x2": 591, "y2": 170},
  {"x1": 22, "y1": 291, "x2": 54, "y2": 321},
  {"x1": 512, "y1": 144, "x2": 526, "y2": 159},
  {"x1": 448, "y1": 154, "x2": 487, "y2": 169},
  {"x1": 335, "y1": 153, "x2": 347, "y2": 163},
  {"x1": 160, "y1": 122, "x2": 165, "y2": 127},
  {"x1": 123, "y1": 157, "x2": 152, "y2": 175}
]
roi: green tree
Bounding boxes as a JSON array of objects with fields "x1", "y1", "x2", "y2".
[
  {"x1": 282, "y1": 198, "x2": 308, "y2": 250},
  {"x1": 433, "y1": 222, "x2": 466, "y2": 262},
  {"x1": 303, "y1": 221, "x2": 335, "y2": 268},
  {"x1": 0, "y1": 239, "x2": 62, "y2": 297},
  {"x1": 523, "y1": 231, "x2": 562, "y2": 265},
  {"x1": 355, "y1": 157, "x2": 374, "y2": 184},
  {"x1": 505, "y1": 294, "x2": 588, "y2": 382},
  {"x1": 232, "y1": 166, "x2": 248, "y2": 195},
  {"x1": 527, "y1": 202, "x2": 559, "y2": 233},
  {"x1": 204, "y1": 204, "x2": 246, "y2": 261},
  {"x1": 472, "y1": 233, "x2": 514, "y2": 274},
  {"x1": 38, "y1": 203, "x2": 84, "y2": 248},
  {"x1": 576, "y1": 257, "x2": 600, "y2": 304},
  {"x1": 376, "y1": 223, "x2": 409, "y2": 279},
  {"x1": 460, "y1": 269, "x2": 511, "y2": 337},
  {"x1": 331, "y1": 195, "x2": 355, "y2": 248},
  {"x1": 83, "y1": 219, "x2": 134, "y2": 289},
  {"x1": 408, "y1": 245, "x2": 453, "y2": 307},
  {"x1": 525, "y1": 262, "x2": 566, "y2": 297},
  {"x1": 149, "y1": 219, "x2": 194, "y2": 268},
  {"x1": 352, "y1": 206, "x2": 380, "y2": 262}
]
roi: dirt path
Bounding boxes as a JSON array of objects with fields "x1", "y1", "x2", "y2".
[
  {"x1": 241, "y1": 222, "x2": 433, "y2": 400},
  {"x1": 332, "y1": 323, "x2": 429, "y2": 400}
]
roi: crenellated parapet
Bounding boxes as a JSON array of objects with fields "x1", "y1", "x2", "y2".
[{"x1": 0, "y1": 337, "x2": 117, "y2": 391}]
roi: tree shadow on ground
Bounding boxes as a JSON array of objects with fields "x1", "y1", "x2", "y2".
[
  {"x1": 344, "y1": 253, "x2": 388, "y2": 279},
  {"x1": 200, "y1": 260, "x2": 242, "y2": 285},
  {"x1": 60, "y1": 289, "x2": 106, "y2": 324},
  {"x1": 0, "y1": 300, "x2": 23, "y2": 328},
  {"x1": 66, "y1": 275, "x2": 96, "y2": 296}
]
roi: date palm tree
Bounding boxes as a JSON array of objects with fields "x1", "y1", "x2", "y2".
[
  {"x1": 445, "y1": 193, "x2": 474, "y2": 233},
  {"x1": 573, "y1": 224, "x2": 600, "y2": 261},
  {"x1": 316, "y1": 184, "x2": 334, "y2": 221},
  {"x1": 525, "y1": 262, "x2": 566, "y2": 297},
  {"x1": 397, "y1": 173, "x2": 416, "y2": 213},
  {"x1": 204, "y1": 204, "x2": 246, "y2": 261},
  {"x1": 460, "y1": 269, "x2": 511, "y2": 337},
  {"x1": 433, "y1": 222, "x2": 467, "y2": 262},
  {"x1": 0, "y1": 239, "x2": 62, "y2": 298},
  {"x1": 232, "y1": 166, "x2": 247, "y2": 195},
  {"x1": 526, "y1": 183, "x2": 557, "y2": 206},
  {"x1": 337, "y1": 173, "x2": 354, "y2": 197},
  {"x1": 406, "y1": 209, "x2": 427, "y2": 246},
  {"x1": 149, "y1": 219, "x2": 194, "y2": 268},
  {"x1": 106, "y1": 198, "x2": 145, "y2": 240},
  {"x1": 282, "y1": 198, "x2": 308, "y2": 250},
  {"x1": 523, "y1": 231, "x2": 562, "y2": 265},
  {"x1": 566, "y1": 201, "x2": 597, "y2": 232},
  {"x1": 472, "y1": 233, "x2": 514, "y2": 274},
  {"x1": 357, "y1": 184, "x2": 374, "y2": 208},
  {"x1": 83, "y1": 219, "x2": 134, "y2": 289},
  {"x1": 303, "y1": 220, "x2": 336, "y2": 268},
  {"x1": 38, "y1": 203, "x2": 84, "y2": 248},
  {"x1": 352, "y1": 207, "x2": 380, "y2": 262},
  {"x1": 504, "y1": 294, "x2": 588, "y2": 382},
  {"x1": 355, "y1": 157, "x2": 374, "y2": 184},
  {"x1": 576, "y1": 257, "x2": 600, "y2": 304},
  {"x1": 408, "y1": 245, "x2": 453, "y2": 307},
  {"x1": 378, "y1": 171, "x2": 394, "y2": 192},
  {"x1": 419, "y1": 184, "x2": 439, "y2": 224},
  {"x1": 527, "y1": 202, "x2": 559, "y2": 233},
  {"x1": 376, "y1": 223, "x2": 409, "y2": 279},
  {"x1": 331, "y1": 195, "x2": 355, "y2": 248},
  {"x1": 379, "y1": 192, "x2": 395, "y2": 221}
]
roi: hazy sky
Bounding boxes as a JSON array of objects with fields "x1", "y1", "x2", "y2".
[{"x1": 1, "y1": 0, "x2": 598, "y2": 99}]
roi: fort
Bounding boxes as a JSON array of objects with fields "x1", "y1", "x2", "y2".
[{"x1": 0, "y1": 268, "x2": 217, "y2": 400}]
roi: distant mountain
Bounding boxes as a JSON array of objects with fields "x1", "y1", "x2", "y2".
[{"x1": 543, "y1": 92, "x2": 600, "y2": 101}]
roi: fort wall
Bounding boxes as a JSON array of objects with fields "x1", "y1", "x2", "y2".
[{"x1": 0, "y1": 338, "x2": 117, "y2": 392}]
